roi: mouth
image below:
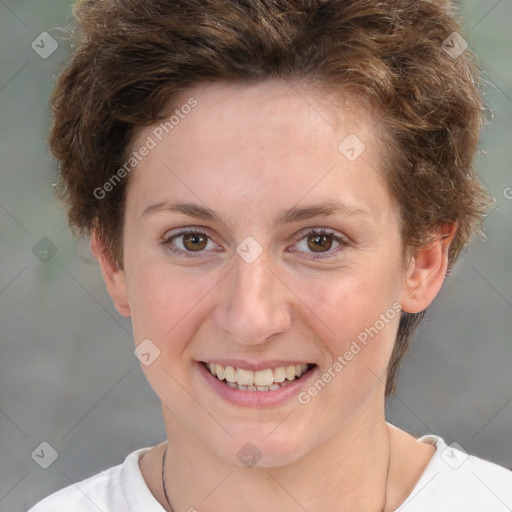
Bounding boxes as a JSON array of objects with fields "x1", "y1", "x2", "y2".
[{"x1": 202, "y1": 361, "x2": 315, "y2": 392}]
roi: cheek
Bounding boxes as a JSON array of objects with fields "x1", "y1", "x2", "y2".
[
  {"x1": 126, "y1": 258, "x2": 215, "y2": 355},
  {"x1": 125, "y1": 259, "x2": 221, "y2": 401},
  {"x1": 292, "y1": 262, "x2": 401, "y2": 370},
  {"x1": 292, "y1": 269, "x2": 400, "y2": 417},
  {"x1": 306, "y1": 264, "x2": 397, "y2": 326}
]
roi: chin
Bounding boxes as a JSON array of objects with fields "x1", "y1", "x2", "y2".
[{"x1": 211, "y1": 424, "x2": 314, "y2": 469}]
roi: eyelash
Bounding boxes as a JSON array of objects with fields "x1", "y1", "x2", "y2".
[{"x1": 161, "y1": 227, "x2": 350, "y2": 260}]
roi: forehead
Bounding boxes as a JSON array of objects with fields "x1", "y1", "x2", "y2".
[
  {"x1": 125, "y1": 79, "x2": 392, "y2": 226},
  {"x1": 169, "y1": 79, "x2": 374, "y2": 147}
]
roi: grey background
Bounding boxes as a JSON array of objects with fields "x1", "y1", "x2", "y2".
[{"x1": 0, "y1": 1, "x2": 510, "y2": 511}]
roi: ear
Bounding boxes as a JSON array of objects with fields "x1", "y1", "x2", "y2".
[
  {"x1": 90, "y1": 230, "x2": 131, "y2": 317},
  {"x1": 400, "y1": 223, "x2": 457, "y2": 314}
]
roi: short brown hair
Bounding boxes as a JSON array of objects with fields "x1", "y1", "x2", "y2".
[{"x1": 49, "y1": 0, "x2": 491, "y2": 394}]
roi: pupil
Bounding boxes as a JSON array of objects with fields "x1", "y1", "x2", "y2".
[
  {"x1": 308, "y1": 234, "x2": 332, "y2": 253},
  {"x1": 184, "y1": 233, "x2": 207, "y2": 251}
]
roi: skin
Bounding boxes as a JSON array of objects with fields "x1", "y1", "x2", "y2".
[{"x1": 91, "y1": 79, "x2": 454, "y2": 511}]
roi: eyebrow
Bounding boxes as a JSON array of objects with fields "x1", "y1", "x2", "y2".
[{"x1": 141, "y1": 201, "x2": 369, "y2": 229}]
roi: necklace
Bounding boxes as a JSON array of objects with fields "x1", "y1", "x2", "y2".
[
  {"x1": 382, "y1": 423, "x2": 391, "y2": 512},
  {"x1": 161, "y1": 426, "x2": 391, "y2": 512},
  {"x1": 161, "y1": 444, "x2": 175, "y2": 512}
]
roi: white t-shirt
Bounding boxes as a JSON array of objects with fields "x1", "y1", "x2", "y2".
[{"x1": 28, "y1": 435, "x2": 512, "y2": 512}]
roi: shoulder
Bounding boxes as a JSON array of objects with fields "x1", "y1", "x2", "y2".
[
  {"x1": 27, "y1": 447, "x2": 158, "y2": 512},
  {"x1": 397, "y1": 435, "x2": 512, "y2": 512}
]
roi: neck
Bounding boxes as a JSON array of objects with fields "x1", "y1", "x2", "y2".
[{"x1": 161, "y1": 400, "x2": 391, "y2": 512}]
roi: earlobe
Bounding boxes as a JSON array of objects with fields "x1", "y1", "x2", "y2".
[
  {"x1": 90, "y1": 230, "x2": 131, "y2": 318},
  {"x1": 400, "y1": 223, "x2": 457, "y2": 314}
]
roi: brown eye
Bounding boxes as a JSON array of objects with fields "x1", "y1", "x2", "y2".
[
  {"x1": 162, "y1": 228, "x2": 215, "y2": 258},
  {"x1": 307, "y1": 233, "x2": 334, "y2": 253},
  {"x1": 293, "y1": 228, "x2": 348, "y2": 260},
  {"x1": 182, "y1": 232, "x2": 208, "y2": 251}
]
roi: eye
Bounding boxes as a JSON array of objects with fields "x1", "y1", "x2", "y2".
[
  {"x1": 292, "y1": 228, "x2": 349, "y2": 259},
  {"x1": 161, "y1": 228, "x2": 217, "y2": 258},
  {"x1": 161, "y1": 227, "x2": 350, "y2": 260}
]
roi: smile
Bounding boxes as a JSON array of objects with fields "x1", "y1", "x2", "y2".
[{"x1": 204, "y1": 362, "x2": 313, "y2": 391}]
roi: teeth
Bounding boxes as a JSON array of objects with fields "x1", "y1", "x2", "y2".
[
  {"x1": 205, "y1": 362, "x2": 310, "y2": 390},
  {"x1": 224, "y1": 365, "x2": 236, "y2": 383},
  {"x1": 273, "y1": 366, "x2": 286, "y2": 382},
  {"x1": 254, "y1": 369, "x2": 274, "y2": 387},
  {"x1": 236, "y1": 368, "x2": 254, "y2": 386},
  {"x1": 285, "y1": 365, "x2": 296, "y2": 380}
]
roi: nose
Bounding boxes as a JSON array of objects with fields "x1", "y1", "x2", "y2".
[{"x1": 212, "y1": 249, "x2": 292, "y2": 346}]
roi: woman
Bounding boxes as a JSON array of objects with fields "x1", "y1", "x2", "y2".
[{"x1": 29, "y1": 0, "x2": 512, "y2": 510}]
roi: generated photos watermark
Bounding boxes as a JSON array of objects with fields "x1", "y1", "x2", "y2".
[
  {"x1": 298, "y1": 301, "x2": 402, "y2": 405},
  {"x1": 93, "y1": 97, "x2": 198, "y2": 200}
]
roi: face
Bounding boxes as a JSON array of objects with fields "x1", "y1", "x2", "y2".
[{"x1": 101, "y1": 80, "x2": 427, "y2": 467}]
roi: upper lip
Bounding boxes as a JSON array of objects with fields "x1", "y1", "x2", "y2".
[{"x1": 200, "y1": 359, "x2": 314, "y2": 371}]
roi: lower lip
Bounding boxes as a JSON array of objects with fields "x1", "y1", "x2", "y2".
[{"x1": 196, "y1": 362, "x2": 317, "y2": 407}]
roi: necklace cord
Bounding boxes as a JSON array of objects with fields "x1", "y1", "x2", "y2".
[{"x1": 162, "y1": 445, "x2": 174, "y2": 512}]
